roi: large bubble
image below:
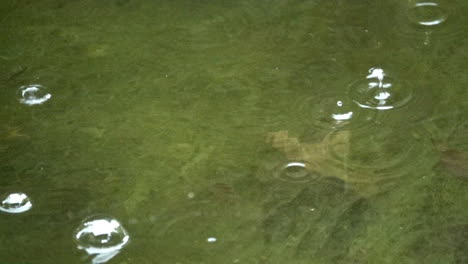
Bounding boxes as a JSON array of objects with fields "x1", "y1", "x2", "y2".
[
  {"x1": 74, "y1": 215, "x2": 130, "y2": 264},
  {"x1": 0, "y1": 192, "x2": 32, "y2": 214}
]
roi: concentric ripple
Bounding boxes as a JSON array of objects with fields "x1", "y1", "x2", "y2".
[
  {"x1": 299, "y1": 92, "x2": 375, "y2": 131},
  {"x1": 18, "y1": 84, "x2": 51, "y2": 106},
  {"x1": 0, "y1": 192, "x2": 32, "y2": 214},
  {"x1": 328, "y1": 124, "x2": 435, "y2": 192},
  {"x1": 348, "y1": 68, "x2": 412, "y2": 111}
]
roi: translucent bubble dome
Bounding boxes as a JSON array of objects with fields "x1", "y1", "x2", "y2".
[
  {"x1": 0, "y1": 192, "x2": 32, "y2": 214},
  {"x1": 74, "y1": 216, "x2": 130, "y2": 264}
]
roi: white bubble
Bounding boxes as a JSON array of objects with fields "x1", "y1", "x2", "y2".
[
  {"x1": 74, "y1": 215, "x2": 130, "y2": 264},
  {"x1": 18, "y1": 84, "x2": 51, "y2": 105},
  {"x1": 0, "y1": 192, "x2": 32, "y2": 214}
]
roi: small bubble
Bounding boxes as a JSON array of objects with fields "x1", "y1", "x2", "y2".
[
  {"x1": 74, "y1": 215, "x2": 129, "y2": 264},
  {"x1": 0, "y1": 192, "x2": 32, "y2": 214},
  {"x1": 18, "y1": 84, "x2": 51, "y2": 106}
]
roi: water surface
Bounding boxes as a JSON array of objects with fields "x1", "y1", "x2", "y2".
[{"x1": 0, "y1": 0, "x2": 467, "y2": 263}]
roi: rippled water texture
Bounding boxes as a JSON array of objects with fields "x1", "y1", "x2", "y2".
[{"x1": 0, "y1": 0, "x2": 467, "y2": 263}]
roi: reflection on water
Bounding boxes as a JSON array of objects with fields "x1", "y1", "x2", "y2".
[{"x1": 0, "y1": 0, "x2": 467, "y2": 263}]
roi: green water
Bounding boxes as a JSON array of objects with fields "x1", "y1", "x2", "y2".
[{"x1": 0, "y1": 0, "x2": 467, "y2": 263}]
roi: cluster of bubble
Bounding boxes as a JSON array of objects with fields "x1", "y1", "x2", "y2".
[
  {"x1": 0, "y1": 191, "x2": 129, "y2": 263},
  {"x1": 276, "y1": 0, "x2": 455, "y2": 183}
]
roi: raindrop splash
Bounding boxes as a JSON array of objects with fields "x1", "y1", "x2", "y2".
[
  {"x1": 18, "y1": 84, "x2": 51, "y2": 105},
  {"x1": 74, "y1": 215, "x2": 130, "y2": 264},
  {"x1": 0, "y1": 192, "x2": 32, "y2": 214},
  {"x1": 348, "y1": 68, "x2": 412, "y2": 110},
  {"x1": 299, "y1": 93, "x2": 375, "y2": 131}
]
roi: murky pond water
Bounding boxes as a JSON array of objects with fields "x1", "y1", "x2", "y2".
[{"x1": 1, "y1": 0, "x2": 467, "y2": 263}]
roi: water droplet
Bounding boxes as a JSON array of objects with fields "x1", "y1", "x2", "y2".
[
  {"x1": 408, "y1": 2, "x2": 448, "y2": 27},
  {"x1": 348, "y1": 68, "x2": 412, "y2": 110},
  {"x1": 74, "y1": 215, "x2": 129, "y2": 264},
  {"x1": 18, "y1": 84, "x2": 51, "y2": 105},
  {"x1": 0, "y1": 192, "x2": 32, "y2": 214},
  {"x1": 274, "y1": 162, "x2": 318, "y2": 183}
]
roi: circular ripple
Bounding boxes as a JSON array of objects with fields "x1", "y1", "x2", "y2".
[
  {"x1": 274, "y1": 161, "x2": 319, "y2": 183},
  {"x1": 17, "y1": 84, "x2": 51, "y2": 106},
  {"x1": 395, "y1": 0, "x2": 466, "y2": 41},
  {"x1": 348, "y1": 68, "x2": 413, "y2": 111},
  {"x1": 329, "y1": 124, "x2": 435, "y2": 187},
  {"x1": 74, "y1": 215, "x2": 129, "y2": 261},
  {"x1": 0, "y1": 192, "x2": 32, "y2": 214},
  {"x1": 299, "y1": 92, "x2": 376, "y2": 131}
]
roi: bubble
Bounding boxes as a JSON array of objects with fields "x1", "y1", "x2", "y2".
[
  {"x1": 18, "y1": 84, "x2": 51, "y2": 105},
  {"x1": 407, "y1": 2, "x2": 448, "y2": 27},
  {"x1": 393, "y1": 0, "x2": 466, "y2": 43},
  {"x1": 0, "y1": 192, "x2": 32, "y2": 214},
  {"x1": 74, "y1": 215, "x2": 129, "y2": 264},
  {"x1": 274, "y1": 161, "x2": 318, "y2": 183},
  {"x1": 348, "y1": 68, "x2": 412, "y2": 110}
]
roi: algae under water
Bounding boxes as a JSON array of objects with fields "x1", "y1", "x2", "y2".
[{"x1": 0, "y1": 0, "x2": 467, "y2": 263}]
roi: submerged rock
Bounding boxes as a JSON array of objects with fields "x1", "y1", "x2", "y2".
[
  {"x1": 265, "y1": 130, "x2": 378, "y2": 196},
  {"x1": 437, "y1": 147, "x2": 468, "y2": 179}
]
